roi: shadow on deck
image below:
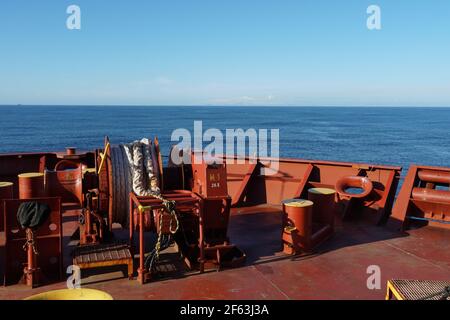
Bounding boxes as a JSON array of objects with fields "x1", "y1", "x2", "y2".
[{"x1": 1, "y1": 204, "x2": 449, "y2": 300}]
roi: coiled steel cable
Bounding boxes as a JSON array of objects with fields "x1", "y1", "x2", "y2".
[
  {"x1": 111, "y1": 145, "x2": 132, "y2": 227},
  {"x1": 110, "y1": 139, "x2": 162, "y2": 227},
  {"x1": 110, "y1": 139, "x2": 182, "y2": 273}
]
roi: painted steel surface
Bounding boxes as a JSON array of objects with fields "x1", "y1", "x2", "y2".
[
  {"x1": 45, "y1": 160, "x2": 83, "y2": 205},
  {"x1": 191, "y1": 152, "x2": 228, "y2": 198},
  {"x1": 308, "y1": 187, "x2": 336, "y2": 228},
  {"x1": 18, "y1": 172, "x2": 45, "y2": 199},
  {"x1": 335, "y1": 176, "x2": 373, "y2": 199},
  {"x1": 389, "y1": 165, "x2": 450, "y2": 230},
  {"x1": 2, "y1": 197, "x2": 62, "y2": 287},
  {"x1": 0, "y1": 182, "x2": 13, "y2": 232},
  {"x1": 3, "y1": 148, "x2": 450, "y2": 299},
  {"x1": 224, "y1": 155, "x2": 400, "y2": 225}
]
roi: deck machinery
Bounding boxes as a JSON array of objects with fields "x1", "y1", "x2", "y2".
[
  {"x1": 0, "y1": 137, "x2": 449, "y2": 290},
  {"x1": 72, "y1": 137, "x2": 246, "y2": 284}
]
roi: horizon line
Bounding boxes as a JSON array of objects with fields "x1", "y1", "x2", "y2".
[{"x1": 1, "y1": 104, "x2": 450, "y2": 108}]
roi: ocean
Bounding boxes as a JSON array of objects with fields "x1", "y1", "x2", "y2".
[{"x1": 0, "y1": 106, "x2": 449, "y2": 177}]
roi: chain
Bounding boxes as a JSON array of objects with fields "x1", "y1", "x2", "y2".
[
  {"x1": 143, "y1": 191, "x2": 180, "y2": 270},
  {"x1": 23, "y1": 228, "x2": 39, "y2": 255},
  {"x1": 147, "y1": 191, "x2": 179, "y2": 234}
]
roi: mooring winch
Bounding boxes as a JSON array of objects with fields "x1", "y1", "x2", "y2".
[{"x1": 87, "y1": 136, "x2": 245, "y2": 284}]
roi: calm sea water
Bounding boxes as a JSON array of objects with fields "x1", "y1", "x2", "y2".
[{"x1": 0, "y1": 106, "x2": 449, "y2": 176}]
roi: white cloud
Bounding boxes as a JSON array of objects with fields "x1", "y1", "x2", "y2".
[
  {"x1": 154, "y1": 77, "x2": 174, "y2": 86},
  {"x1": 133, "y1": 76, "x2": 174, "y2": 88},
  {"x1": 209, "y1": 95, "x2": 276, "y2": 106}
]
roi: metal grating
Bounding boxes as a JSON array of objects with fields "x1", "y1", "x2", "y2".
[
  {"x1": 391, "y1": 279, "x2": 450, "y2": 300},
  {"x1": 73, "y1": 242, "x2": 132, "y2": 264}
]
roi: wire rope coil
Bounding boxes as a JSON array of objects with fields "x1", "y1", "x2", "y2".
[{"x1": 110, "y1": 139, "x2": 161, "y2": 227}]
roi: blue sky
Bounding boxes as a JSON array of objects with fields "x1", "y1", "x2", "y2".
[{"x1": 0, "y1": 0, "x2": 449, "y2": 106}]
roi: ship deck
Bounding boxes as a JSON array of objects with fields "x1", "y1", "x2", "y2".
[{"x1": 1, "y1": 204, "x2": 449, "y2": 300}]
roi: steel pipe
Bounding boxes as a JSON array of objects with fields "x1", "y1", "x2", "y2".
[
  {"x1": 412, "y1": 188, "x2": 450, "y2": 204},
  {"x1": 418, "y1": 170, "x2": 450, "y2": 185}
]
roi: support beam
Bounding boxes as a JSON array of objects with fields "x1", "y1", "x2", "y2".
[
  {"x1": 231, "y1": 163, "x2": 259, "y2": 207},
  {"x1": 294, "y1": 164, "x2": 314, "y2": 198}
]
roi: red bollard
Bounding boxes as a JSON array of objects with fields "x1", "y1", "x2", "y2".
[
  {"x1": 66, "y1": 147, "x2": 77, "y2": 155},
  {"x1": 282, "y1": 199, "x2": 314, "y2": 254},
  {"x1": 308, "y1": 188, "x2": 336, "y2": 229},
  {"x1": 18, "y1": 172, "x2": 45, "y2": 199}
]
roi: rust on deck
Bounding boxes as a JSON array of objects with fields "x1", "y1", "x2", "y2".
[
  {"x1": 0, "y1": 148, "x2": 449, "y2": 300},
  {"x1": 1, "y1": 204, "x2": 449, "y2": 299}
]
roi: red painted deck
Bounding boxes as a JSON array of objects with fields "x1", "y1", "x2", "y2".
[{"x1": 1, "y1": 204, "x2": 449, "y2": 300}]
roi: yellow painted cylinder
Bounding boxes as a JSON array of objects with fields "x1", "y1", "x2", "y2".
[
  {"x1": 24, "y1": 288, "x2": 113, "y2": 300},
  {"x1": 308, "y1": 187, "x2": 336, "y2": 228},
  {"x1": 282, "y1": 199, "x2": 314, "y2": 254}
]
